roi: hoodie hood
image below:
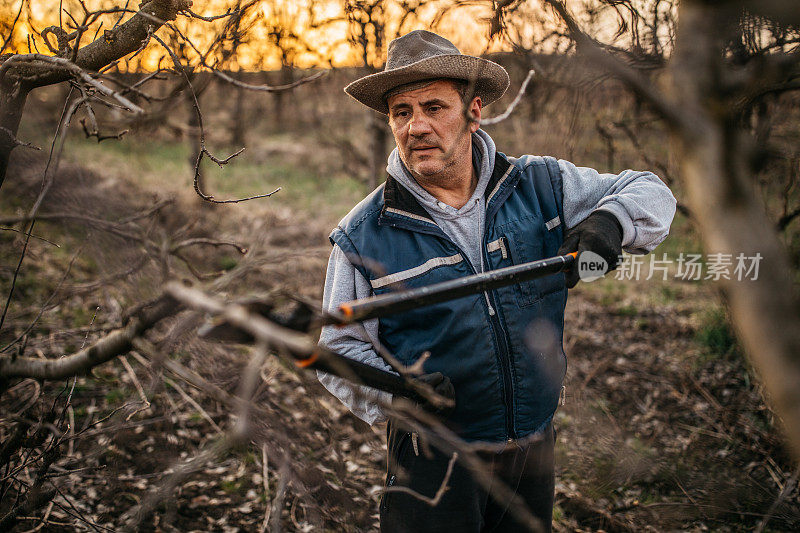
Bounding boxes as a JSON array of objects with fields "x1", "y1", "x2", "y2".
[
  {"x1": 385, "y1": 128, "x2": 497, "y2": 272},
  {"x1": 386, "y1": 128, "x2": 496, "y2": 219}
]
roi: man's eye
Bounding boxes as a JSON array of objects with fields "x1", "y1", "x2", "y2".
[{"x1": 428, "y1": 106, "x2": 441, "y2": 113}]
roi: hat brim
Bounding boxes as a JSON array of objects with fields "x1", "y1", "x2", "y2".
[{"x1": 344, "y1": 54, "x2": 510, "y2": 114}]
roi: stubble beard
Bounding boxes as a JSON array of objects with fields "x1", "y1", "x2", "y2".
[
  {"x1": 402, "y1": 134, "x2": 470, "y2": 189},
  {"x1": 406, "y1": 152, "x2": 456, "y2": 186}
]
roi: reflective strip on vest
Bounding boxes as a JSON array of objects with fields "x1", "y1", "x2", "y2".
[
  {"x1": 370, "y1": 253, "x2": 464, "y2": 289},
  {"x1": 384, "y1": 207, "x2": 435, "y2": 224}
]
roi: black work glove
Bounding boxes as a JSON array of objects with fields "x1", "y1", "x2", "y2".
[
  {"x1": 405, "y1": 372, "x2": 456, "y2": 417},
  {"x1": 557, "y1": 210, "x2": 623, "y2": 288}
]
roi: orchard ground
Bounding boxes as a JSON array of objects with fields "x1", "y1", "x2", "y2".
[{"x1": 2, "y1": 72, "x2": 798, "y2": 531}]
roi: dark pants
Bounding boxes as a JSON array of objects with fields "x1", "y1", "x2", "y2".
[{"x1": 380, "y1": 423, "x2": 556, "y2": 533}]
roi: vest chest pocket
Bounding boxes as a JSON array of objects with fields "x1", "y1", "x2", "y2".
[{"x1": 503, "y1": 223, "x2": 565, "y2": 308}]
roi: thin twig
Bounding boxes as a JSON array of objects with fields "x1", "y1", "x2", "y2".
[
  {"x1": 382, "y1": 451, "x2": 458, "y2": 506},
  {"x1": 208, "y1": 69, "x2": 327, "y2": 93},
  {"x1": 259, "y1": 444, "x2": 270, "y2": 533},
  {"x1": 162, "y1": 375, "x2": 221, "y2": 432},
  {"x1": 119, "y1": 355, "x2": 150, "y2": 419},
  {"x1": 182, "y1": 8, "x2": 237, "y2": 22},
  {"x1": 151, "y1": 33, "x2": 283, "y2": 204},
  {"x1": 170, "y1": 238, "x2": 248, "y2": 255},
  {"x1": 481, "y1": 69, "x2": 536, "y2": 125},
  {"x1": 0, "y1": 227, "x2": 59, "y2": 247}
]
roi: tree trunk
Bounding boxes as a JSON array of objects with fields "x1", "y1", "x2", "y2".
[
  {"x1": 0, "y1": 80, "x2": 29, "y2": 191},
  {"x1": 368, "y1": 111, "x2": 387, "y2": 190},
  {"x1": 230, "y1": 83, "x2": 246, "y2": 146},
  {"x1": 272, "y1": 65, "x2": 294, "y2": 128},
  {"x1": 669, "y1": 1, "x2": 800, "y2": 458},
  {"x1": 186, "y1": 86, "x2": 202, "y2": 190}
]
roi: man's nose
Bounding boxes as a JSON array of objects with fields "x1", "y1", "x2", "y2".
[{"x1": 408, "y1": 113, "x2": 433, "y2": 136}]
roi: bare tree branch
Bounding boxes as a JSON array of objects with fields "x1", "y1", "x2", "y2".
[
  {"x1": 0, "y1": 54, "x2": 143, "y2": 113},
  {"x1": 150, "y1": 33, "x2": 285, "y2": 204},
  {"x1": 181, "y1": 8, "x2": 237, "y2": 22},
  {"x1": 208, "y1": 69, "x2": 327, "y2": 93},
  {"x1": 539, "y1": 0, "x2": 688, "y2": 132},
  {"x1": 0, "y1": 295, "x2": 178, "y2": 380},
  {"x1": 7, "y1": 0, "x2": 189, "y2": 87},
  {"x1": 481, "y1": 69, "x2": 535, "y2": 126},
  {"x1": 0, "y1": 0, "x2": 191, "y2": 187}
]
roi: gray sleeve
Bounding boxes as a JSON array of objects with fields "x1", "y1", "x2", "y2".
[
  {"x1": 317, "y1": 244, "x2": 393, "y2": 425},
  {"x1": 558, "y1": 159, "x2": 677, "y2": 254}
]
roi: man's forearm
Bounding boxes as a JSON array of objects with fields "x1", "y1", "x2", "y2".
[{"x1": 558, "y1": 160, "x2": 677, "y2": 254}]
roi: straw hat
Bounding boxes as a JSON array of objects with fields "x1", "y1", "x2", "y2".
[{"x1": 344, "y1": 30, "x2": 510, "y2": 115}]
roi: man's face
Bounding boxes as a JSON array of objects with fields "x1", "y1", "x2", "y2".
[{"x1": 387, "y1": 80, "x2": 482, "y2": 181}]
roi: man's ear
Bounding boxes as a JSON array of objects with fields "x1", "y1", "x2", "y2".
[{"x1": 469, "y1": 97, "x2": 482, "y2": 133}]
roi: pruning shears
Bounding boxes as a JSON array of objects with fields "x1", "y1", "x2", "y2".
[
  {"x1": 200, "y1": 252, "x2": 576, "y2": 404},
  {"x1": 327, "y1": 251, "x2": 577, "y2": 325},
  {"x1": 305, "y1": 252, "x2": 576, "y2": 402}
]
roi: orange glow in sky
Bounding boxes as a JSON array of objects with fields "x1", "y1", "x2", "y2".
[{"x1": 0, "y1": 0, "x2": 523, "y2": 71}]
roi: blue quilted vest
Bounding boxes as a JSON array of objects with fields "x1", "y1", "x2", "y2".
[{"x1": 330, "y1": 152, "x2": 567, "y2": 442}]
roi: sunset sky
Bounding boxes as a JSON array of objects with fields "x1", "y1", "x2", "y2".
[{"x1": 0, "y1": 0, "x2": 652, "y2": 71}]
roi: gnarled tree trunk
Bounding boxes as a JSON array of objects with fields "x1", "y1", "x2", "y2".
[{"x1": 669, "y1": 0, "x2": 800, "y2": 457}]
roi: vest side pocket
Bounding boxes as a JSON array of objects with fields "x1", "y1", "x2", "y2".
[{"x1": 381, "y1": 426, "x2": 413, "y2": 514}]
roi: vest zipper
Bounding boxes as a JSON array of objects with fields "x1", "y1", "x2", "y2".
[
  {"x1": 409, "y1": 227, "x2": 516, "y2": 440},
  {"x1": 483, "y1": 287, "x2": 516, "y2": 439},
  {"x1": 482, "y1": 235, "x2": 517, "y2": 440},
  {"x1": 445, "y1": 241, "x2": 516, "y2": 440},
  {"x1": 484, "y1": 292, "x2": 495, "y2": 316}
]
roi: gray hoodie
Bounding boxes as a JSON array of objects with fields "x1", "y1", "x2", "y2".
[{"x1": 318, "y1": 129, "x2": 676, "y2": 425}]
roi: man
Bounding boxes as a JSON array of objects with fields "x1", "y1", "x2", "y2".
[{"x1": 318, "y1": 30, "x2": 676, "y2": 532}]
